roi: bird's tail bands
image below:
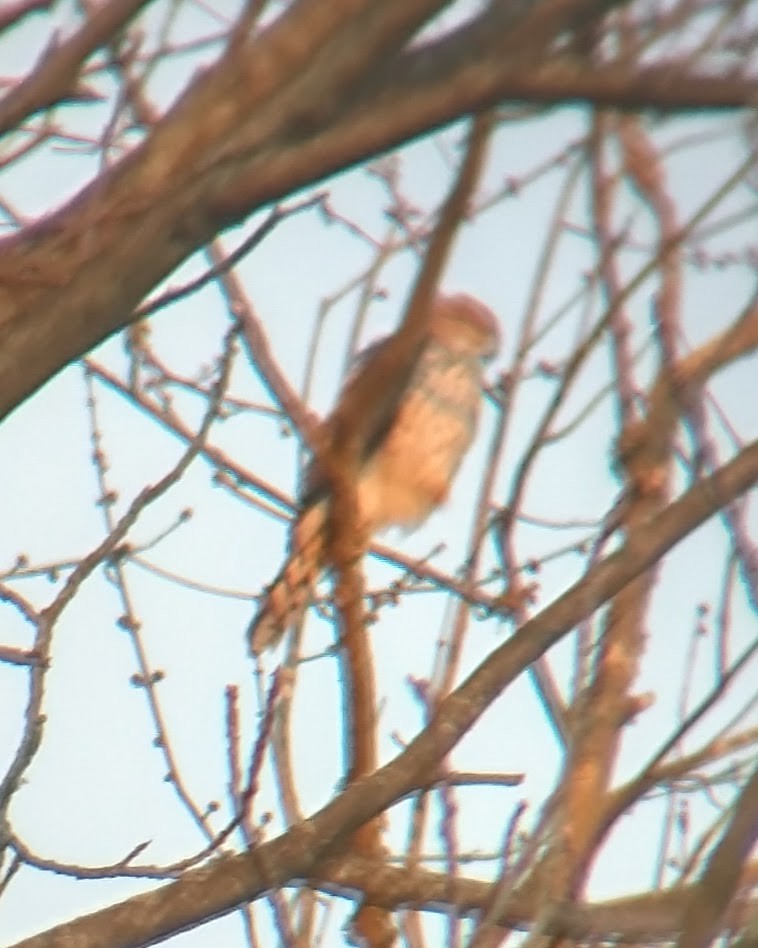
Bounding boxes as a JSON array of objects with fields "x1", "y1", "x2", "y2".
[{"x1": 247, "y1": 502, "x2": 326, "y2": 654}]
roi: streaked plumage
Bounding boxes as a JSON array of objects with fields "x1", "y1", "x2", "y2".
[{"x1": 248, "y1": 293, "x2": 500, "y2": 653}]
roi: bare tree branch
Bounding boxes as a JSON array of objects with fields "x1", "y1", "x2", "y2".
[
  {"x1": 0, "y1": 0, "x2": 753, "y2": 421},
  {"x1": 677, "y1": 759, "x2": 758, "y2": 948},
  {"x1": 13, "y1": 440, "x2": 758, "y2": 947},
  {"x1": 0, "y1": 0, "x2": 153, "y2": 134}
]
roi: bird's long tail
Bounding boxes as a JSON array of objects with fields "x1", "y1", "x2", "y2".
[{"x1": 248, "y1": 502, "x2": 327, "y2": 654}]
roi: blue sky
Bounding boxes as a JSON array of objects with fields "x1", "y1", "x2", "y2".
[{"x1": 1, "y1": 2, "x2": 757, "y2": 945}]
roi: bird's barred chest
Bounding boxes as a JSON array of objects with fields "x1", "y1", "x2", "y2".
[{"x1": 355, "y1": 347, "x2": 484, "y2": 531}]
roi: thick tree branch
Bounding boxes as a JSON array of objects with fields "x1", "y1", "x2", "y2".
[
  {"x1": 312, "y1": 853, "x2": 758, "y2": 942},
  {"x1": 13, "y1": 441, "x2": 758, "y2": 947},
  {"x1": 677, "y1": 760, "x2": 758, "y2": 948},
  {"x1": 0, "y1": 0, "x2": 753, "y2": 422},
  {"x1": 0, "y1": 0, "x2": 51, "y2": 34}
]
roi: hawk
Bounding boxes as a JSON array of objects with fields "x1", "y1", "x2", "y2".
[{"x1": 248, "y1": 293, "x2": 501, "y2": 654}]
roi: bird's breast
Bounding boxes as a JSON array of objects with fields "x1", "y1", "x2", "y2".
[{"x1": 357, "y1": 356, "x2": 482, "y2": 532}]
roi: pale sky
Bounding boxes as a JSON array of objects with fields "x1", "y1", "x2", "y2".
[{"x1": 1, "y1": 2, "x2": 757, "y2": 945}]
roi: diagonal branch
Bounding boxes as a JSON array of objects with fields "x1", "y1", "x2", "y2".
[
  {"x1": 14, "y1": 440, "x2": 758, "y2": 948},
  {"x1": 1, "y1": 0, "x2": 753, "y2": 422},
  {"x1": 677, "y1": 759, "x2": 758, "y2": 948},
  {"x1": 0, "y1": 0, "x2": 153, "y2": 135}
]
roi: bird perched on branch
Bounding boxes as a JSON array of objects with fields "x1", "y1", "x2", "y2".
[{"x1": 248, "y1": 293, "x2": 501, "y2": 654}]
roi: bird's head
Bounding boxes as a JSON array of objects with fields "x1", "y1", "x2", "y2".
[{"x1": 430, "y1": 293, "x2": 501, "y2": 362}]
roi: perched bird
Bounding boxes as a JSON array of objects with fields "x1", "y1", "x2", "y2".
[{"x1": 248, "y1": 293, "x2": 501, "y2": 654}]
